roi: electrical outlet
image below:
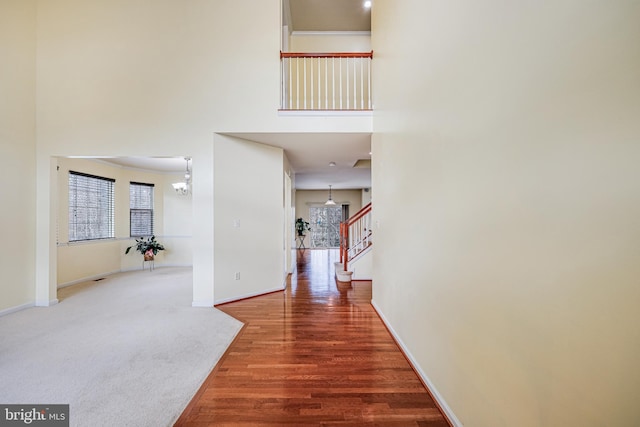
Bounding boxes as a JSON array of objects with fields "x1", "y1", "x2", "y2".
[
  {"x1": 234, "y1": 272, "x2": 240, "y2": 280},
  {"x1": 233, "y1": 219, "x2": 240, "y2": 228}
]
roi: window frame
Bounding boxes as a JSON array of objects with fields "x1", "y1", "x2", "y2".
[
  {"x1": 129, "y1": 181, "x2": 155, "y2": 237},
  {"x1": 68, "y1": 171, "x2": 116, "y2": 242}
]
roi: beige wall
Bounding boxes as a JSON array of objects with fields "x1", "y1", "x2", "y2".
[
  {"x1": 35, "y1": 0, "x2": 279, "y2": 135},
  {"x1": 160, "y1": 173, "x2": 194, "y2": 268},
  {"x1": 372, "y1": 1, "x2": 640, "y2": 426},
  {"x1": 295, "y1": 189, "x2": 363, "y2": 248},
  {"x1": 289, "y1": 32, "x2": 371, "y2": 52},
  {"x1": 55, "y1": 158, "x2": 192, "y2": 287},
  {"x1": 361, "y1": 188, "x2": 371, "y2": 206},
  {"x1": 0, "y1": 0, "x2": 37, "y2": 312},
  {"x1": 214, "y1": 135, "x2": 285, "y2": 304}
]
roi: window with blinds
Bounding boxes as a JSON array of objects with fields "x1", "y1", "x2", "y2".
[
  {"x1": 130, "y1": 182, "x2": 154, "y2": 237},
  {"x1": 68, "y1": 171, "x2": 115, "y2": 242}
]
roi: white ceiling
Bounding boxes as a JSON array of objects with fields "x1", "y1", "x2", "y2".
[
  {"x1": 100, "y1": 3, "x2": 372, "y2": 190},
  {"x1": 227, "y1": 133, "x2": 371, "y2": 190},
  {"x1": 99, "y1": 133, "x2": 371, "y2": 190},
  {"x1": 96, "y1": 156, "x2": 188, "y2": 173}
]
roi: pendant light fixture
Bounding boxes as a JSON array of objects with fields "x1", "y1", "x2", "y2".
[
  {"x1": 325, "y1": 185, "x2": 336, "y2": 206},
  {"x1": 172, "y1": 157, "x2": 192, "y2": 195}
]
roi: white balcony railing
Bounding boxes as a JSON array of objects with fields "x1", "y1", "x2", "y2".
[{"x1": 280, "y1": 51, "x2": 373, "y2": 111}]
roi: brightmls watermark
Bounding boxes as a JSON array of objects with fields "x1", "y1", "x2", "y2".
[{"x1": 0, "y1": 405, "x2": 68, "y2": 426}]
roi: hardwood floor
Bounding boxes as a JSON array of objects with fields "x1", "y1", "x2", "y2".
[{"x1": 175, "y1": 249, "x2": 449, "y2": 426}]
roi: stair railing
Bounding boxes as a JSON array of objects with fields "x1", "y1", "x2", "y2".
[
  {"x1": 280, "y1": 51, "x2": 373, "y2": 111},
  {"x1": 340, "y1": 202, "x2": 372, "y2": 271}
]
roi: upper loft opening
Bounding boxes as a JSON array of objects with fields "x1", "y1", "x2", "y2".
[{"x1": 280, "y1": 0, "x2": 373, "y2": 112}]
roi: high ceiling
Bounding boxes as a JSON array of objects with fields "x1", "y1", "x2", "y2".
[{"x1": 100, "y1": 2, "x2": 372, "y2": 190}]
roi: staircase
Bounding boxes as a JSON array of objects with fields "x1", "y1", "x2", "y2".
[{"x1": 335, "y1": 203, "x2": 372, "y2": 282}]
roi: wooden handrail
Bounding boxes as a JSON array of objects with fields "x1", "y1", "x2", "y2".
[
  {"x1": 280, "y1": 51, "x2": 373, "y2": 59},
  {"x1": 347, "y1": 202, "x2": 372, "y2": 226}
]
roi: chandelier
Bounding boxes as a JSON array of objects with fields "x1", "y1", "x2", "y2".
[{"x1": 172, "y1": 157, "x2": 191, "y2": 195}]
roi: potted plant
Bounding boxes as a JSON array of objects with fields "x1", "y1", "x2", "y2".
[
  {"x1": 125, "y1": 235, "x2": 165, "y2": 261},
  {"x1": 295, "y1": 218, "x2": 311, "y2": 237}
]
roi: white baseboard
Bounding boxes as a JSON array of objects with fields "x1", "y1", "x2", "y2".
[
  {"x1": 120, "y1": 264, "x2": 192, "y2": 274},
  {"x1": 282, "y1": 273, "x2": 292, "y2": 289},
  {"x1": 371, "y1": 300, "x2": 463, "y2": 427},
  {"x1": 57, "y1": 270, "x2": 121, "y2": 289},
  {"x1": 0, "y1": 302, "x2": 35, "y2": 317},
  {"x1": 64, "y1": 265, "x2": 193, "y2": 283},
  {"x1": 35, "y1": 299, "x2": 59, "y2": 307},
  {"x1": 192, "y1": 300, "x2": 214, "y2": 308},
  {"x1": 160, "y1": 263, "x2": 193, "y2": 268},
  {"x1": 214, "y1": 285, "x2": 285, "y2": 306}
]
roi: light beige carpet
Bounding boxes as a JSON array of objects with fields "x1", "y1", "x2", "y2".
[{"x1": 0, "y1": 267, "x2": 243, "y2": 427}]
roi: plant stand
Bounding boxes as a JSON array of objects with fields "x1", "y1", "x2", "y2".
[
  {"x1": 143, "y1": 254, "x2": 155, "y2": 271},
  {"x1": 297, "y1": 234, "x2": 306, "y2": 249}
]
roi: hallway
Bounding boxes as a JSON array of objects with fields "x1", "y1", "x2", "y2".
[{"x1": 176, "y1": 249, "x2": 449, "y2": 426}]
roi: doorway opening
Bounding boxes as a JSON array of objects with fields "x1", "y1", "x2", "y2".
[{"x1": 309, "y1": 205, "x2": 343, "y2": 248}]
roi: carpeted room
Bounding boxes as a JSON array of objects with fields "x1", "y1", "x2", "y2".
[{"x1": 0, "y1": 267, "x2": 242, "y2": 427}]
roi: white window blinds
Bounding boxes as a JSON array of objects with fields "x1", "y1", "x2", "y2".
[
  {"x1": 68, "y1": 171, "x2": 115, "y2": 241},
  {"x1": 130, "y1": 182, "x2": 154, "y2": 237}
]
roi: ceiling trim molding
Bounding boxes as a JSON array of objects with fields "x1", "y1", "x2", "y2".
[{"x1": 291, "y1": 30, "x2": 371, "y2": 36}]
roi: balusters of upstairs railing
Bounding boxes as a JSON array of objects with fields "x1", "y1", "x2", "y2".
[
  {"x1": 339, "y1": 57, "x2": 343, "y2": 109},
  {"x1": 280, "y1": 51, "x2": 373, "y2": 111},
  {"x1": 325, "y1": 58, "x2": 328, "y2": 109}
]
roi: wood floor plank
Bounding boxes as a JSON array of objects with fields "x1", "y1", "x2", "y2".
[{"x1": 175, "y1": 249, "x2": 450, "y2": 426}]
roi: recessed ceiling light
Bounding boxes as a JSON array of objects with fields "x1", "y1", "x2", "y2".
[
  {"x1": 329, "y1": 161, "x2": 336, "y2": 167},
  {"x1": 364, "y1": 1, "x2": 372, "y2": 8}
]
